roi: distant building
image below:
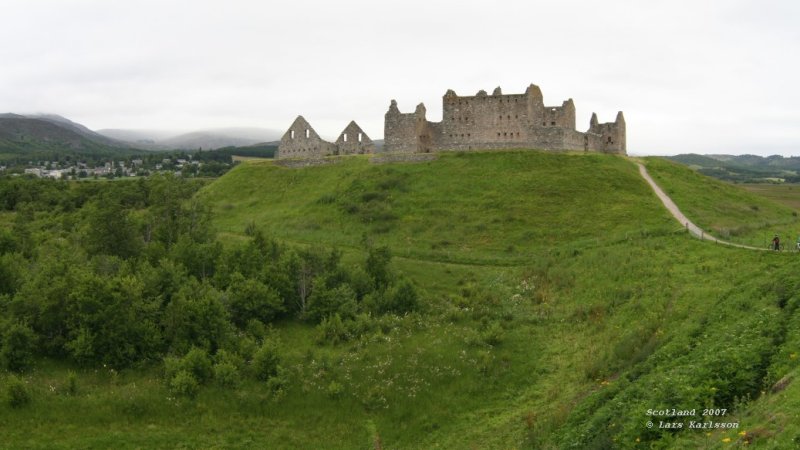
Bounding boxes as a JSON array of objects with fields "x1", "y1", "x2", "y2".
[
  {"x1": 278, "y1": 83, "x2": 626, "y2": 158},
  {"x1": 276, "y1": 117, "x2": 375, "y2": 159}
]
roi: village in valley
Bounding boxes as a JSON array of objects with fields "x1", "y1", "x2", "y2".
[{"x1": 3, "y1": 153, "x2": 231, "y2": 180}]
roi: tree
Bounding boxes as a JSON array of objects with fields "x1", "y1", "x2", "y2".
[
  {"x1": 224, "y1": 273, "x2": 285, "y2": 328},
  {"x1": 83, "y1": 196, "x2": 141, "y2": 259},
  {"x1": 163, "y1": 279, "x2": 231, "y2": 354},
  {"x1": 0, "y1": 321, "x2": 36, "y2": 372},
  {"x1": 365, "y1": 245, "x2": 393, "y2": 290},
  {"x1": 305, "y1": 281, "x2": 358, "y2": 323}
]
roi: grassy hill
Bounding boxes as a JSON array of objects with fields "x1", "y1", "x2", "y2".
[
  {"x1": 667, "y1": 153, "x2": 800, "y2": 183},
  {"x1": 644, "y1": 157, "x2": 800, "y2": 246},
  {"x1": 3, "y1": 151, "x2": 800, "y2": 449},
  {"x1": 202, "y1": 152, "x2": 675, "y2": 264},
  {"x1": 0, "y1": 116, "x2": 141, "y2": 161}
]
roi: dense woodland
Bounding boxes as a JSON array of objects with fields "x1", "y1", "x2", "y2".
[{"x1": 0, "y1": 175, "x2": 416, "y2": 398}]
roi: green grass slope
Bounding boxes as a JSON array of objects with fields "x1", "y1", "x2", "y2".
[
  {"x1": 644, "y1": 157, "x2": 800, "y2": 247},
  {"x1": 202, "y1": 152, "x2": 674, "y2": 264},
  {"x1": 5, "y1": 151, "x2": 800, "y2": 449}
]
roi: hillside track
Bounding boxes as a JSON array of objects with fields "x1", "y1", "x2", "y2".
[{"x1": 635, "y1": 162, "x2": 764, "y2": 251}]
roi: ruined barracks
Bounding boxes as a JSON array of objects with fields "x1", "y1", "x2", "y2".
[{"x1": 276, "y1": 83, "x2": 626, "y2": 159}]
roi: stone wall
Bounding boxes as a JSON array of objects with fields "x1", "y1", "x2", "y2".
[
  {"x1": 335, "y1": 121, "x2": 375, "y2": 155},
  {"x1": 384, "y1": 101, "x2": 419, "y2": 153},
  {"x1": 384, "y1": 83, "x2": 626, "y2": 155},
  {"x1": 277, "y1": 116, "x2": 336, "y2": 159},
  {"x1": 278, "y1": 116, "x2": 375, "y2": 159},
  {"x1": 280, "y1": 83, "x2": 626, "y2": 159}
]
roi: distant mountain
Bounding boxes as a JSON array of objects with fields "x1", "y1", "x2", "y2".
[
  {"x1": 0, "y1": 115, "x2": 141, "y2": 159},
  {"x1": 159, "y1": 132, "x2": 260, "y2": 150},
  {"x1": 24, "y1": 114, "x2": 132, "y2": 148},
  {"x1": 667, "y1": 153, "x2": 800, "y2": 183},
  {"x1": 96, "y1": 127, "x2": 282, "y2": 150},
  {"x1": 95, "y1": 129, "x2": 178, "y2": 146}
]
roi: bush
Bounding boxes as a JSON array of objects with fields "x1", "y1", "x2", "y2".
[
  {"x1": 66, "y1": 371, "x2": 78, "y2": 396},
  {"x1": 0, "y1": 321, "x2": 36, "y2": 372},
  {"x1": 214, "y1": 362, "x2": 240, "y2": 388},
  {"x1": 164, "y1": 348, "x2": 213, "y2": 391},
  {"x1": 170, "y1": 370, "x2": 200, "y2": 398},
  {"x1": 385, "y1": 280, "x2": 419, "y2": 315},
  {"x1": 181, "y1": 348, "x2": 213, "y2": 384},
  {"x1": 305, "y1": 283, "x2": 358, "y2": 323},
  {"x1": 266, "y1": 365, "x2": 290, "y2": 398},
  {"x1": 481, "y1": 321, "x2": 505, "y2": 346},
  {"x1": 5, "y1": 375, "x2": 31, "y2": 408},
  {"x1": 225, "y1": 274, "x2": 285, "y2": 328},
  {"x1": 252, "y1": 340, "x2": 281, "y2": 381},
  {"x1": 367, "y1": 280, "x2": 419, "y2": 316},
  {"x1": 163, "y1": 280, "x2": 231, "y2": 354},
  {"x1": 213, "y1": 349, "x2": 243, "y2": 388},
  {"x1": 327, "y1": 380, "x2": 344, "y2": 399},
  {"x1": 315, "y1": 314, "x2": 349, "y2": 345}
]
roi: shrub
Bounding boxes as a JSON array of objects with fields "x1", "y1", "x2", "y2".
[
  {"x1": 225, "y1": 274, "x2": 285, "y2": 328},
  {"x1": 477, "y1": 350, "x2": 494, "y2": 375},
  {"x1": 163, "y1": 280, "x2": 231, "y2": 354},
  {"x1": 367, "y1": 280, "x2": 419, "y2": 315},
  {"x1": 326, "y1": 381, "x2": 344, "y2": 399},
  {"x1": 213, "y1": 349, "x2": 243, "y2": 388},
  {"x1": 5, "y1": 375, "x2": 31, "y2": 408},
  {"x1": 305, "y1": 283, "x2": 358, "y2": 323},
  {"x1": 181, "y1": 348, "x2": 213, "y2": 384},
  {"x1": 252, "y1": 340, "x2": 281, "y2": 381},
  {"x1": 170, "y1": 370, "x2": 200, "y2": 399},
  {"x1": 385, "y1": 280, "x2": 419, "y2": 315},
  {"x1": 365, "y1": 246, "x2": 392, "y2": 290},
  {"x1": 481, "y1": 321, "x2": 505, "y2": 346},
  {"x1": 266, "y1": 365, "x2": 290, "y2": 398},
  {"x1": 315, "y1": 314, "x2": 349, "y2": 345},
  {"x1": 348, "y1": 313, "x2": 377, "y2": 339},
  {"x1": 66, "y1": 371, "x2": 78, "y2": 396},
  {"x1": 1, "y1": 321, "x2": 36, "y2": 372},
  {"x1": 164, "y1": 348, "x2": 213, "y2": 391},
  {"x1": 214, "y1": 362, "x2": 240, "y2": 388}
]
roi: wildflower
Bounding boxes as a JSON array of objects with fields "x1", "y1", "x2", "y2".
[
  {"x1": 722, "y1": 437, "x2": 731, "y2": 443},
  {"x1": 635, "y1": 437, "x2": 640, "y2": 443},
  {"x1": 738, "y1": 431, "x2": 747, "y2": 436},
  {"x1": 790, "y1": 353, "x2": 797, "y2": 360}
]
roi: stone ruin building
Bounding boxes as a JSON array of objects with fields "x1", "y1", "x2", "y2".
[
  {"x1": 276, "y1": 83, "x2": 625, "y2": 159},
  {"x1": 276, "y1": 116, "x2": 374, "y2": 159}
]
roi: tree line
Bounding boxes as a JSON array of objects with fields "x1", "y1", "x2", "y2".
[{"x1": 0, "y1": 175, "x2": 417, "y2": 395}]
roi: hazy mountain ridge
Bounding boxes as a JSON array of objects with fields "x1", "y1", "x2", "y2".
[
  {"x1": 667, "y1": 153, "x2": 800, "y2": 183},
  {"x1": 0, "y1": 116, "x2": 126, "y2": 155},
  {"x1": 97, "y1": 127, "x2": 282, "y2": 150},
  {"x1": 0, "y1": 113, "x2": 283, "y2": 158}
]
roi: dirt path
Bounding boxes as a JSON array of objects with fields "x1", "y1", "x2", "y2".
[{"x1": 636, "y1": 162, "x2": 765, "y2": 251}]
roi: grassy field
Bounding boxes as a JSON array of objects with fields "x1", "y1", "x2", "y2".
[
  {"x1": 3, "y1": 151, "x2": 800, "y2": 449},
  {"x1": 741, "y1": 184, "x2": 800, "y2": 210},
  {"x1": 643, "y1": 157, "x2": 800, "y2": 247}
]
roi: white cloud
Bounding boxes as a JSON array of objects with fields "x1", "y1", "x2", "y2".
[{"x1": 1, "y1": 0, "x2": 798, "y2": 155}]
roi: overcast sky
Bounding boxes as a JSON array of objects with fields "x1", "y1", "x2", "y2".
[{"x1": 1, "y1": 0, "x2": 799, "y2": 155}]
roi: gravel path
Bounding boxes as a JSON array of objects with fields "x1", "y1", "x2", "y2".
[{"x1": 636, "y1": 162, "x2": 765, "y2": 251}]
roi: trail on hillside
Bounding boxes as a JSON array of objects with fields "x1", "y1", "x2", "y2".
[{"x1": 635, "y1": 162, "x2": 765, "y2": 251}]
